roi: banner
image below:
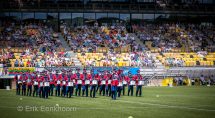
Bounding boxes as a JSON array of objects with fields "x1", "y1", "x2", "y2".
[
  {"x1": 92, "y1": 67, "x2": 140, "y2": 75},
  {"x1": 8, "y1": 67, "x2": 35, "y2": 75}
]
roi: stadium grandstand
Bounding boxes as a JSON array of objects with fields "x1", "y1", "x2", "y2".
[
  {"x1": 0, "y1": 1, "x2": 215, "y2": 118},
  {"x1": 1, "y1": 0, "x2": 215, "y2": 82}
]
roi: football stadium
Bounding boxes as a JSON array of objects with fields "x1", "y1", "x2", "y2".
[{"x1": 0, "y1": 0, "x2": 215, "y2": 118}]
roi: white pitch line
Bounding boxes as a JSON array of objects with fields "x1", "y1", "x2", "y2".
[
  {"x1": 0, "y1": 105, "x2": 150, "y2": 110},
  {"x1": 117, "y1": 100, "x2": 215, "y2": 112},
  {"x1": 97, "y1": 97, "x2": 214, "y2": 108},
  {"x1": 77, "y1": 107, "x2": 151, "y2": 110},
  {"x1": 0, "y1": 104, "x2": 214, "y2": 112},
  {"x1": 149, "y1": 94, "x2": 215, "y2": 97}
]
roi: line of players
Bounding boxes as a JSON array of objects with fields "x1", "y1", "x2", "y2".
[{"x1": 15, "y1": 68, "x2": 144, "y2": 100}]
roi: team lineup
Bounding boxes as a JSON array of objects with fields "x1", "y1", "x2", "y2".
[{"x1": 15, "y1": 68, "x2": 144, "y2": 100}]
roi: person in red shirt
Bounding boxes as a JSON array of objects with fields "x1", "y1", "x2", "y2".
[
  {"x1": 81, "y1": 68, "x2": 90, "y2": 97},
  {"x1": 117, "y1": 69, "x2": 122, "y2": 75},
  {"x1": 117, "y1": 71, "x2": 123, "y2": 97},
  {"x1": 20, "y1": 73, "x2": 27, "y2": 96},
  {"x1": 135, "y1": 70, "x2": 143, "y2": 97},
  {"x1": 103, "y1": 71, "x2": 109, "y2": 95},
  {"x1": 43, "y1": 73, "x2": 50, "y2": 99},
  {"x1": 122, "y1": 71, "x2": 128, "y2": 96},
  {"x1": 27, "y1": 60, "x2": 31, "y2": 67},
  {"x1": 55, "y1": 71, "x2": 61, "y2": 97},
  {"x1": 111, "y1": 74, "x2": 119, "y2": 100},
  {"x1": 26, "y1": 73, "x2": 33, "y2": 96},
  {"x1": 61, "y1": 71, "x2": 68, "y2": 97},
  {"x1": 66, "y1": 70, "x2": 74, "y2": 98},
  {"x1": 106, "y1": 71, "x2": 112, "y2": 96},
  {"x1": 33, "y1": 72, "x2": 39, "y2": 97},
  {"x1": 74, "y1": 68, "x2": 82, "y2": 96},
  {"x1": 48, "y1": 70, "x2": 55, "y2": 96},
  {"x1": 38, "y1": 73, "x2": 44, "y2": 98},
  {"x1": 96, "y1": 72, "x2": 101, "y2": 93},
  {"x1": 127, "y1": 71, "x2": 135, "y2": 96},
  {"x1": 99, "y1": 71, "x2": 106, "y2": 96},
  {"x1": 90, "y1": 69, "x2": 97, "y2": 98},
  {"x1": 15, "y1": 74, "x2": 21, "y2": 95}
]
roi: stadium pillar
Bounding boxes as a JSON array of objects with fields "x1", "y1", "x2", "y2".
[
  {"x1": 58, "y1": 12, "x2": 60, "y2": 32},
  {"x1": 130, "y1": 13, "x2": 132, "y2": 33}
]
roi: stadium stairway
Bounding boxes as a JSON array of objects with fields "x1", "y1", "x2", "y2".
[
  {"x1": 131, "y1": 33, "x2": 166, "y2": 70},
  {"x1": 58, "y1": 34, "x2": 82, "y2": 67},
  {"x1": 130, "y1": 33, "x2": 145, "y2": 47},
  {"x1": 58, "y1": 34, "x2": 71, "y2": 51}
]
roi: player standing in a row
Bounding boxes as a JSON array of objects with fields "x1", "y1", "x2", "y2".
[
  {"x1": 38, "y1": 73, "x2": 44, "y2": 98},
  {"x1": 90, "y1": 70, "x2": 98, "y2": 98},
  {"x1": 122, "y1": 73, "x2": 127, "y2": 96},
  {"x1": 127, "y1": 72, "x2": 136, "y2": 96},
  {"x1": 26, "y1": 73, "x2": 33, "y2": 96},
  {"x1": 33, "y1": 72, "x2": 39, "y2": 97},
  {"x1": 82, "y1": 68, "x2": 90, "y2": 97},
  {"x1": 117, "y1": 71, "x2": 123, "y2": 97},
  {"x1": 135, "y1": 70, "x2": 144, "y2": 97},
  {"x1": 61, "y1": 72, "x2": 67, "y2": 97},
  {"x1": 20, "y1": 73, "x2": 27, "y2": 96},
  {"x1": 99, "y1": 71, "x2": 106, "y2": 96},
  {"x1": 75, "y1": 68, "x2": 82, "y2": 96},
  {"x1": 106, "y1": 71, "x2": 112, "y2": 96},
  {"x1": 44, "y1": 73, "x2": 50, "y2": 99},
  {"x1": 49, "y1": 71, "x2": 55, "y2": 96},
  {"x1": 67, "y1": 70, "x2": 74, "y2": 98},
  {"x1": 55, "y1": 72, "x2": 61, "y2": 97},
  {"x1": 15, "y1": 74, "x2": 21, "y2": 95},
  {"x1": 111, "y1": 74, "x2": 119, "y2": 100}
]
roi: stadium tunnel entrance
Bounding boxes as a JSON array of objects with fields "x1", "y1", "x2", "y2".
[{"x1": 0, "y1": 77, "x2": 15, "y2": 89}]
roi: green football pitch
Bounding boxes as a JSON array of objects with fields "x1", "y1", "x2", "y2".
[{"x1": 0, "y1": 86, "x2": 215, "y2": 118}]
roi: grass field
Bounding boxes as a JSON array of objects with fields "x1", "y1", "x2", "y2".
[{"x1": 0, "y1": 86, "x2": 215, "y2": 118}]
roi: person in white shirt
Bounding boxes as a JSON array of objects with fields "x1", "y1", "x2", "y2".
[
  {"x1": 25, "y1": 49, "x2": 30, "y2": 55},
  {"x1": 20, "y1": 59, "x2": 24, "y2": 67},
  {"x1": 200, "y1": 75, "x2": 205, "y2": 85}
]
